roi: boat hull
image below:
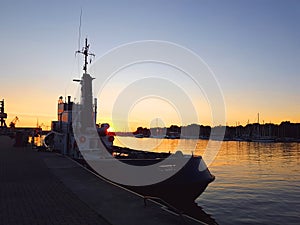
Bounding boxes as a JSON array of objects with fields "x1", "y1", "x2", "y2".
[
  {"x1": 80, "y1": 154, "x2": 214, "y2": 204},
  {"x1": 124, "y1": 156, "x2": 214, "y2": 203}
]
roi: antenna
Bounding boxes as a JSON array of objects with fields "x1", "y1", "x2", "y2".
[
  {"x1": 75, "y1": 38, "x2": 95, "y2": 74},
  {"x1": 75, "y1": 9, "x2": 95, "y2": 74},
  {"x1": 78, "y1": 8, "x2": 82, "y2": 51}
]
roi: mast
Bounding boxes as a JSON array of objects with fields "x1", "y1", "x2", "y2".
[
  {"x1": 74, "y1": 38, "x2": 96, "y2": 129},
  {"x1": 75, "y1": 38, "x2": 95, "y2": 74},
  {"x1": 257, "y1": 113, "x2": 260, "y2": 138}
]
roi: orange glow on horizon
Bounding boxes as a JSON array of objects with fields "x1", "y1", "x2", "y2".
[{"x1": 3, "y1": 94, "x2": 298, "y2": 130}]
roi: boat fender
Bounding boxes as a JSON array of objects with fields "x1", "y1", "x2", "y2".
[
  {"x1": 79, "y1": 136, "x2": 86, "y2": 143},
  {"x1": 174, "y1": 150, "x2": 184, "y2": 158},
  {"x1": 108, "y1": 135, "x2": 114, "y2": 142},
  {"x1": 74, "y1": 141, "x2": 78, "y2": 149}
]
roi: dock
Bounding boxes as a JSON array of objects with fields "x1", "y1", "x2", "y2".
[{"x1": 0, "y1": 136, "x2": 208, "y2": 225}]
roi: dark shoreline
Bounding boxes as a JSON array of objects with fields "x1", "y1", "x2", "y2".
[{"x1": 118, "y1": 121, "x2": 300, "y2": 143}]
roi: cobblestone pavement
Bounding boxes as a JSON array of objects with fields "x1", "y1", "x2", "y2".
[{"x1": 0, "y1": 136, "x2": 111, "y2": 225}]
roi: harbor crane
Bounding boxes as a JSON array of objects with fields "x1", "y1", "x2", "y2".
[{"x1": 9, "y1": 116, "x2": 19, "y2": 129}]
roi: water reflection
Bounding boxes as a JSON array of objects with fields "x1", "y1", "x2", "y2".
[
  {"x1": 115, "y1": 137, "x2": 300, "y2": 224},
  {"x1": 171, "y1": 202, "x2": 218, "y2": 225},
  {"x1": 198, "y1": 141, "x2": 300, "y2": 225}
]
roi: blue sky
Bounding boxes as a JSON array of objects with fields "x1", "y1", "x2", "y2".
[{"x1": 0, "y1": 0, "x2": 299, "y2": 128}]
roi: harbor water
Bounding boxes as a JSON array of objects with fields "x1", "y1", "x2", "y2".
[{"x1": 114, "y1": 137, "x2": 300, "y2": 225}]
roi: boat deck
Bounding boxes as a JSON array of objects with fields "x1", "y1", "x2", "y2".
[{"x1": 0, "y1": 136, "x2": 207, "y2": 225}]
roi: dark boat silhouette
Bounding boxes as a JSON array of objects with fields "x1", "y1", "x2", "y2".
[{"x1": 45, "y1": 38, "x2": 215, "y2": 207}]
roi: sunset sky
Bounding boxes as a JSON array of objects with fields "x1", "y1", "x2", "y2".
[{"x1": 0, "y1": 0, "x2": 299, "y2": 130}]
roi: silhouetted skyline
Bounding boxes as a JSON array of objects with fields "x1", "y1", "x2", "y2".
[{"x1": 117, "y1": 120, "x2": 300, "y2": 143}]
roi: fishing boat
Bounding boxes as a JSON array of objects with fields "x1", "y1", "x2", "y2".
[{"x1": 44, "y1": 38, "x2": 215, "y2": 204}]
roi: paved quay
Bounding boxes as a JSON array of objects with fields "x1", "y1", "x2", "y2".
[{"x1": 0, "y1": 136, "x2": 206, "y2": 225}]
